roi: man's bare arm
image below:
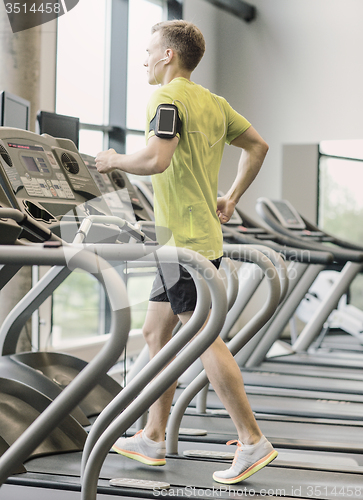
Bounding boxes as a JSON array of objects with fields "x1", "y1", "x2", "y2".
[
  {"x1": 95, "y1": 135, "x2": 179, "y2": 176},
  {"x1": 217, "y1": 126, "x2": 268, "y2": 224}
]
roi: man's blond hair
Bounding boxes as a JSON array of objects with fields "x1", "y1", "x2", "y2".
[{"x1": 151, "y1": 20, "x2": 205, "y2": 71}]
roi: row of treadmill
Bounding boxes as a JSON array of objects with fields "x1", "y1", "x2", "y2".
[{"x1": 0, "y1": 127, "x2": 362, "y2": 499}]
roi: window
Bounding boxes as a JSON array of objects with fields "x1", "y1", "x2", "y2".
[
  {"x1": 51, "y1": 271, "x2": 104, "y2": 344},
  {"x1": 56, "y1": 0, "x2": 109, "y2": 155},
  {"x1": 126, "y1": 0, "x2": 165, "y2": 132},
  {"x1": 318, "y1": 140, "x2": 363, "y2": 310}
]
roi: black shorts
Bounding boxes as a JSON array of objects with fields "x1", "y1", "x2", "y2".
[{"x1": 149, "y1": 257, "x2": 222, "y2": 315}]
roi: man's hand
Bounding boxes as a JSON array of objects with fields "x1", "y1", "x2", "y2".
[
  {"x1": 216, "y1": 195, "x2": 236, "y2": 224},
  {"x1": 95, "y1": 148, "x2": 118, "y2": 174}
]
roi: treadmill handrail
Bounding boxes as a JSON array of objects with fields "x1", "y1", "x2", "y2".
[
  {"x1": 300, "y1": 213, "x2": 363, "y2": 252},
  {"x1": 221, "y1": 257, "x2": 239, "y2": 311},
  {"x1": 0, "y1": 207, "x2": 62, "y2": 243},
  {"x1": 193, "y1": 242, "x2": 287, "y2": 412},
  {"x1": 243, "y1": 263, "x2": 323, "y2": 366},
  {"x1": 165, "y1": 245, "x2": 281, "y2": 455},
  {"x1": 0, "y1": 244, "x2": 130, "y2": 485},
  {"x1": 225, "y1": 243, "x2": 289, "y2": 303},
  {"x1": 74, "y1": 214, "x2": 150, "y2": 244},
  {"x1": 222, "y1": 224, "x2": 334, "y2": 265},
  {"x1": 80, "y1": 246, "x2": 228, "y2": 500},
  {"x1": 80, "y1": 255, "x2": 213, "y2": 476},
  {"x1": 0, "y1": 214, "x2": 152, "y2": 355},
  {"x1": 0, "y1": 264, "x2": 72, "y2": 355}
]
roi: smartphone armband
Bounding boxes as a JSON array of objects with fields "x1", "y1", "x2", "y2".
[{"x1": 149, "y1": 104, "x2": 182, "y2": 139}]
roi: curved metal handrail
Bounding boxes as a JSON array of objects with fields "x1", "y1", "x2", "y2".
[
  {"x1": 80, "y1": 260, "x2": 212, "y2": 475},
  {"x1": 180, "y1": 244, "x2": 287, "y2": 388},
  {"x1": 166, "y1": 245, "x2": 281, "y2": 454},
  {"x1": 221, "y1": 257, "x2": 239, "y2": 310},
  {"x1": 0, "y1": 244, "x2": 130, "y2": 485},
  {"x1": 224, "y1": 243, "x2": 289, "y2": 303},
  {"x1": 80, "y1": 247, "x2": 228, "y2": 500},
  {"x1": 193, "y1": 243, "x2": 287, "y2": 411}
]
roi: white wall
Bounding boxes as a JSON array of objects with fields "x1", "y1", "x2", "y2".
[
  {"x1": 212, "y1": 0, "x2": 363, "y2": 218},
  {"x1": 183, "y1": 0, "x2": 219, "y2": 92}
]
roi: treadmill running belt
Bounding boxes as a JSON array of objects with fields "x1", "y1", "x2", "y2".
[
  {"x1": 18, "y1": 451, "x2": 363, "y2": 499},
  {"x1": 180, "y1": 413, "x2": 363, "y2": 453}
]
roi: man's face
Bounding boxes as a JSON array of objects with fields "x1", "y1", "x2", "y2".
[{"x1": 144, "y1": 31, "x2": 167, "y2": 85}]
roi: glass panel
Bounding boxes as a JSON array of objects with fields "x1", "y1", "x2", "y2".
[
  {"x1": 126, "y1": 132, "x2": 146, "y2": 154},
  {"x1": 319, "y1": 155, "x2": 363, "y2": 309},
  {"x1": 350, "y1": 275, "x2": 363, "y2": 310},
  {"x1": 127, "y1": 0, "x2": 164, "y2": 130},
  {"x1": 51, "y1": 271, "x2": 102, "y2": 344},
  {"x1": 56, "y1": 0, "x2": 108, "y2": 125},
  {"x1": 79, "y1": 130, "x2": 105, "y2": 157},
  {"x1": 319, "y1": 157, "x2": 363, "y2": 243},
  {"x1": 127, "y1": 270, "x2": 156, "y2": 329}
]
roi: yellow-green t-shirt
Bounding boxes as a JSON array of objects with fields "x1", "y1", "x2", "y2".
[{"x1": 146, "y1": 77, "x2": 251, "y2": 260}]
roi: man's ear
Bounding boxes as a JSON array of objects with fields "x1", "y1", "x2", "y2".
[{"x1": 165, "y1": 49, "x2": 174, "y2": 63}]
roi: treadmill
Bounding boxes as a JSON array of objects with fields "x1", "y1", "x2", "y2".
[
  {"x1": 249, "y1": 197, "x2": 363, "y2": 369},
  {"x1": 66, "y1": 240, "x2": 363, "y2": 500},
  {"x1": 78, "y1": 246, "x2": 362, "y2": 500},
  {"x1": 1, "y1": 147, "x2": 361, "y2": 499}
]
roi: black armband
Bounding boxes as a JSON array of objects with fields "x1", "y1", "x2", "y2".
[{"x1": 149, "y1": 104, "x2": 182, "y2": 139}]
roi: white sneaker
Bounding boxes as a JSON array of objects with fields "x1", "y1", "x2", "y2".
[
  {"x1": 112, "y1": 430, "x2": 166, "y2": 466},
  {"x1": 213, "y1": 436, "x2": 278, "y2": 484}
]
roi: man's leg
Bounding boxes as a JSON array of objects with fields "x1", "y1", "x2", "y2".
[
  {"x1": 179, "y1": 310, "x2": 277, "y2": 484},
  {"x1": 142, "y1": 300, "x2": 180, "y2": 442},
  {"x1": 112, "y1": 300, "x2": 179, "y2": 465},
  {"x1": 201, "y1": 336, "x2": 262, "y2": 444},
  {"x1": 178, "y1": 311, "x2": 261, "y2": 445}
]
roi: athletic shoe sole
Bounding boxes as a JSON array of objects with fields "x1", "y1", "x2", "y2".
[
  {"x1": 213, "y1": 450, "x2": 278, "y2": 484},
  {"x1": 112, "y1": 444, "x2": 166, "y2": 466}
]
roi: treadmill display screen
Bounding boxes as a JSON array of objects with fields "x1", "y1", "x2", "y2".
[
  {"x1": 273, "y1": 201, "x2": 300, "y2": 224},
  {"x1": 22, "y1": 156, "x2": 40, "y2": 172},
  {"x1": 8, "y1": 142, "x2": 44, "y2": 152}
]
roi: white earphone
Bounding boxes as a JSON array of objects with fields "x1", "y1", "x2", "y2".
[{"x1": 153, "y1": 57, "x2": 168, "y2": 84}]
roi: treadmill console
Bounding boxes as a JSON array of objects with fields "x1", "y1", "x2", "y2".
[
  {"x1": 0, "y1": 128, "x2": 111, "y2": 239},
  {"x1": 82, "y1": 154, "x2": 151, "y2": 223},
  {"x1": 259, "y1": 198, "x2": 306, "y2": 230}
]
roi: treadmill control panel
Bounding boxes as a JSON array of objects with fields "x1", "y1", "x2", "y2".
[
  {"x1": 6, "y1": 142, "x2": 75, "y2": 200},
  {"x1": 0, "y1": 129, "x2": 111, "y2": 237},
  {"x1": 261, "y1": 198, "x2": 306, "y2": 229}
]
